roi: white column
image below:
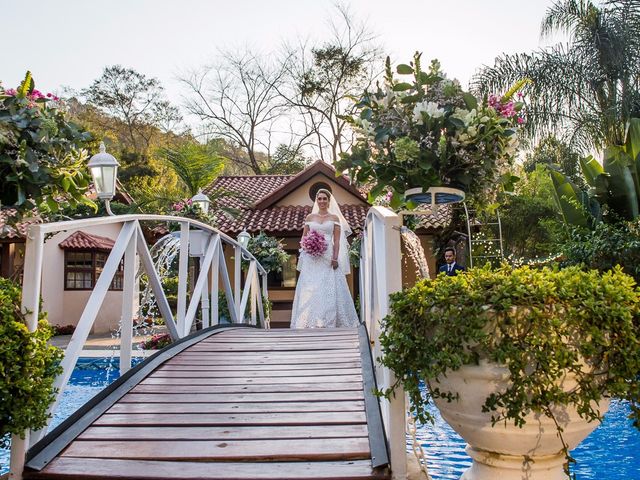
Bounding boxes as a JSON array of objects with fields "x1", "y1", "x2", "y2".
[
  {"x1": 119, "y1": 228, "x2": 137, "y2": 374},
  {"x1": 176, "y1": 222, "x2": 190, "y2": 337},
  {"x1": 234, "y1": 245, "x2": 241, "y2": 322},
  {"x1": 9, "y1": 224, "x2": 44, "y2": 478}
]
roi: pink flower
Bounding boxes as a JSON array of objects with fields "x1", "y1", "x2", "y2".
[
  {"x1": 4, "y1": 88, "x2": 16, "y2": 96},
  {"x1": 29, "y1": 89, "x2": 45, "y2": 100},
  {"x1": 517, "y1": 116, "x2": 525, "y2": 124},
  {"x1": 301, "y1": 230, "x2": 328, "y2": 257}
]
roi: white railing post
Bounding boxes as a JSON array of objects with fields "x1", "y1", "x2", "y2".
[
  {"x1": 210, "y1": 240, "x2": 219, "y2": 326},
  {"x1": 250, "y1": 261, "x2": 257, "y2": 325},
  {"x1": 119, "y1": 224, "x2": 138, "y2": 375},
  {"x1": 176, "y1": 222, "x2": 190, "y2": 338},
  {"x1": 10, "y1": 224, "x2": 45, "y2": 480},
  {"x1": 362, "y1": 207, "x2": 407, "y2": 480},
  {"x1": 234, "y1": 245, "x2": 242, "y2": 322}
]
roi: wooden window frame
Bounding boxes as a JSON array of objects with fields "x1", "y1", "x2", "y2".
[{"x1": 64, "y1": 249, "x2": 124, "y2": 291}]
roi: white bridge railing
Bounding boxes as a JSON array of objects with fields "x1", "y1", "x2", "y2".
[
  {"x1": 359, "y1": 206, "x2": 407, "y2": 479},
  {"x1": 10, "y1": 214, "x2": 268, "y2": 479}
]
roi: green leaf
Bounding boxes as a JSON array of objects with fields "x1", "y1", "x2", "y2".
[
  {"x1": 392, "y1": 82, "x2": 413, "y2": 92},
  {"x1": 626, "y1": 117, "x2": 640, "y2": 162},
  {"x1": 396, "y1": 64, "x2": 413, "y2": 75},
  {"x1": 462, "y1": 93, "x2": 478, "y2": 110},
  {"x1": 579, "y1": 155, "x2": 604, "y2": 188},
  {"x1": 603, "y1": 146, "x2": 639, "y2": 220},
  {"x1": 549, "y1": 170, "x2": 590, "y2": 226},
  {"x1": 390, "y1": 191, "x2": 404, "y2": 209},
  {"x1": 17, "y1": 71, "x2": 34, "y2": 98}
]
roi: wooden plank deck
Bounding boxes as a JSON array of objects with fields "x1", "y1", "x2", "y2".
[{"x1": 24, "y1": 326, "x2": 389, "y2": 480}]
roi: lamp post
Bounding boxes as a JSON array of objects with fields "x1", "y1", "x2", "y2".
[
  {"x1": 191, "y1": 189, "x2": 211, "y2": 215},
  {"x1": 88, "y1": 142, "x2": 119, "y2": 216}
]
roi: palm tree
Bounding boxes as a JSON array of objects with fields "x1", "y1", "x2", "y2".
[
  {"x1": 157, "y1": 142, "x2": 225, "y2": 198},
  {"x1": 474, "y1": 0, "x2": 640, "y2": 152}
]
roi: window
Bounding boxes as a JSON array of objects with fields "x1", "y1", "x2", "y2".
[
  {"x1": 267, "y1": 250, "x2": 299, "y2": 288},
  {"x1": 64, "y1": 251, "x2": 124, "y2": 290}
]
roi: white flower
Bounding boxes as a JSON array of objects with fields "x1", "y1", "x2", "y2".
[
  {"x1": 467, "y1": 126, "x2": 477, "y2": 137},
  {"x1": 358, "y1": 119, "x2": 375, "y2": 137},
  {"x1": 412, "y1": 101, "x2": 444, "y2": 124},
  {"x1": 452, "y1": 108, "x2": 477, "y2": 126}
]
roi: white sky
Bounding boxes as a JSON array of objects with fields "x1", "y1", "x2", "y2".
[{"x1": 1, "y1": 0, "x2": 558, "y2": 121}]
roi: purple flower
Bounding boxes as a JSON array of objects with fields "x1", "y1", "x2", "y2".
[{"x1": 4, "y1": 88, "x2": 16, "y2": 96}]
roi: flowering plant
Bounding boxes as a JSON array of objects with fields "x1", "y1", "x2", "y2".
[
  {"x1": 301, "y1": 230, "x2": 328, "y2": 257},
  {"x1": 336, "y1": 53, "x2": 525, "y2": 207},
  {"x1": 168, "y1": 198, "x2": 214, "y2": 226},
  {"x1": 243, "y1": 231, "x2": 290, "y2": 274},
  {"x1": 1, "y1": 72, "x2": 93, "y2": 216},
  {"x1": 141, "y1": 333, "x2": 172, "y2": 350}
]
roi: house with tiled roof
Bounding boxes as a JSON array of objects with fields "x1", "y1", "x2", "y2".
[
  {"x1": 205, "y1": 160, "x2": 450, "y2": 327},
  {"x1": 0, "y1": 186, "x2": 134, "y2": 334}
]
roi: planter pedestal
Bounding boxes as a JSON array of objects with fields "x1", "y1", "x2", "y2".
[
  {"x1": 461, "y1": 447, "x2": 568, "y2": 480},
  {"x1": 433, "y1": 362, "x2": 609, "y2": 480}
]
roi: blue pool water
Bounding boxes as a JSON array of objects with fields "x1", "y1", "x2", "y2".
[{"x1": 2, "y1": 360, "x2": 639, "y2": 478}]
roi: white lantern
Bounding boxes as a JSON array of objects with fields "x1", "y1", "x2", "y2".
[
  {"x1": 237, "y1": 229, "x2": 251, "y2": 249},
  {"x1": 88, "y1": 142, "x2": 119, "y2": 215},
  {"x1": 191, "y1": 189, "x2": 211, "y2": 214}
]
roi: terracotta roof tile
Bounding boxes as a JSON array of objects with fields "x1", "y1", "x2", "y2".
[
  {"x1": 205, "y1": 175, "x2": 294, "y2": 209},
  {"x1": 58, "y1": 231, "x2": 115, "y2": 251},
  {"x1": 214, "y1": 204, "x2": 370, "y2": 236},
  {"x1": 0, "y1": 209, "x2": 40, "y2": 240}
]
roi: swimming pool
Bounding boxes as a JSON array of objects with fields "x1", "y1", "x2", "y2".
[{"x1": 1, "y1": 360, "x2": 639, "y2": 478}]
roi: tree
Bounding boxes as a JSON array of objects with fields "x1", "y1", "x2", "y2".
[
  {"x1": 266, "y1": 144, "x2": 309, "y2": 174},
  {"x1": 181, "y1": 50, "x2": 290, "y2": 174},
  {"x1": 157, "y1": 142, "x2": 226, "y2": 197},
  {"x1": 522, "y1": 135, "x2": 585, "y2": 188},
  {"x1": 82, "y1": 65, "x2": 182, "y2": 156},
  {"x1": 474, "y1": 0, "x2": 640, "y2": 152},
  {"x1": 280, "y1": 4, "x2": 382, "y2": 163},
  {"x1": 0, "y1": 72, "x2": 94, "y2": 216}
]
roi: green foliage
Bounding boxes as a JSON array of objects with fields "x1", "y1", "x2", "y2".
[
  {"x1": 561, "y1": 220, "x2": 640, "y2": 282},
  {"x1": 244, "y1": 232, "x2": 290, "y2": 274},
  {"x1": 157, "y1": 142, "x2": 226, "y2": 197},
  {"x1": 379, "y1": 264, "x2": 640, "y2": 448},
  {"x1": 0, "y1": 72, "x2": 94, "y2": 216},
  {"x1": 499, "y1": 165, "x2": 565, "y2": 260},
  {"x1": 266, "y1": 144, "x2": 309, "y2": 174},
  {"x1": 336, "y1": 53, "x2": 524, "y2": 207},
  {"x1": 0, "y1": 278, "x2": 63, "y2": 447},
  {"x1": 551, "y1": 117, "x2": 640, "y2": 226}
]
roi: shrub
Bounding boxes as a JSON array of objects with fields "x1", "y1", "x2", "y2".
[
  {"x1": 52, "y1": 324, "x2": 75, "y2": 336},
  {"x1": 243, "y1": 232, "x2": 289, "y2": 274},
  {"x1": 0, "y1": 278, "x2": 63, "y2": 447}
]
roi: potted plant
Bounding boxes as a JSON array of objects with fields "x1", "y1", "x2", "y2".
[
  {"x1": 336, "y1": 53, "x2": 523, "y2": 208},
  {"x1": 379, "y1": 264, "x2": 640, "y2": 479},
  {"x1": 243, "y1": 231, "x2": 289, "y2": 274}
]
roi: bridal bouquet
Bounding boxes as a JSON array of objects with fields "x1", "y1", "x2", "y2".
[{"x1": 301, "y1": 230, "x2": 327, "y2": 257}]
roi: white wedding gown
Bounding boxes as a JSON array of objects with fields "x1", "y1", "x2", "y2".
[{"x1": 290, "y1": 221, "x2": 360, "y2": 329}]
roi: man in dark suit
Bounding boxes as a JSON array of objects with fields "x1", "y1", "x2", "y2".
[{"x1": 439, "y1": 247, "x2": 466, "y2": 276}]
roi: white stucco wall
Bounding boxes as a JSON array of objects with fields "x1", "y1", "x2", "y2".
[{"x1": 41, "y1": 223, "x2": 128, "y2": 335}]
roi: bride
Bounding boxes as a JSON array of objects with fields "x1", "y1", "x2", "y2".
[{"x1": 290, "y1": 189, "x2": 360, "y2": 329}]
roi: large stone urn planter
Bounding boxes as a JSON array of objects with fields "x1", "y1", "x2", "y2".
[{"x1": 433, "y1": 360, "x2": 610, "y2": 480}]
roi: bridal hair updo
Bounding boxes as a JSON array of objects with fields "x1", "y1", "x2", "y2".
[{"x1": 316, "y1": 188, "x2": 332, "y2": 200}]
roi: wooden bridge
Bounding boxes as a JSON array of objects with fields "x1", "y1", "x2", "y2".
[
  {"x1": 24, "y1": 326, "x2": 389, "y2": 479},
  {"x1": 11, "y1": 209, "x2": 407, "y2": 480}
]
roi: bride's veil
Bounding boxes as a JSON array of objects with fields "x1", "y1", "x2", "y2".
[{"x1": 311, "y1": 189, "x2": 352, "y2": 275}]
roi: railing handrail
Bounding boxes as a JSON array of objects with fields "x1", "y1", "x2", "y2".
[{"x1": 29, "y1": 214, "x2": 267, "y2": 275}]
